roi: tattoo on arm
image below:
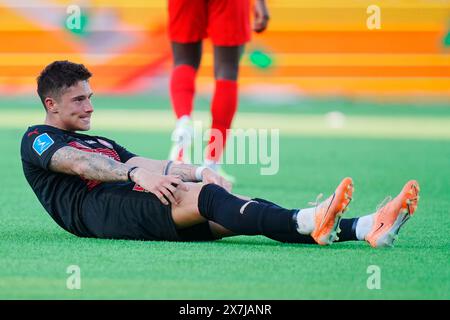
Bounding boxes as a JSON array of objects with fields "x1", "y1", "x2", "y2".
[
  {"x1": 125, "y1": 156, "x2": 166, "y2": 175},
  {"x1": 49, "y1": 146, "x2": 130, "y2": 182},
  {"x1": 168, "y1": 163, "x2": 197, "y2": 182}
]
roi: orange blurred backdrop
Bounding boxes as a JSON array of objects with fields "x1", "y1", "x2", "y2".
[{"x1": 0, "y1": 0, "x2": 449, "y2": 99}]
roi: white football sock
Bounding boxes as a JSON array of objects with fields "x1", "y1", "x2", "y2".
[
  {"x1": 296, "y1": 207, "x2": 316, "y2": 235},
  {"x1": 176, "y1": 115, "x2": 191, "y2": 127},
  {"x1": 203, "y1": 159, "x2": 220, "y2": 172},
  {"x1": 355, "y1": 213, "x2": 375, "y2": 240},
  {"x1": 172, "y1": 115, "x2": 193, "y2": 143}
]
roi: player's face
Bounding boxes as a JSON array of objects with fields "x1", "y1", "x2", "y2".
[{"x1": 57, "y1": 81, "x2": 94, "y2": 131}]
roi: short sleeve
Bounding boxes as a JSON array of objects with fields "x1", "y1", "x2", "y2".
[
  {"x1": 114, "y1": 142, "x2": 138, "y2": 162},
  {"x1": 21, "y1": 130, "x2": 69, "y2": 170}
]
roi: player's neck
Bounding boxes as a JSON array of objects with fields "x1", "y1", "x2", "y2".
[{"x1": 44, "y1": 115, "x2": 73, "y2": 132}]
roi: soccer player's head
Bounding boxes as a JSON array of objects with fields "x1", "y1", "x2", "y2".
[{"x1": 37, "y1": 60, "x2": 93, "y2": 131}]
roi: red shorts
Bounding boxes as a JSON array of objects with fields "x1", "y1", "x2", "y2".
[{"x1": 168, "y1": 0, "x2": 251, "y2": 46}]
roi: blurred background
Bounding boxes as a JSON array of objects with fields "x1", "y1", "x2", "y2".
[
  {"x1": 1, "y1": 0, "x2": 450, "y2": 300},
  {"x1": 0, "y1": 0, "x2": 449, "y2": 102}
]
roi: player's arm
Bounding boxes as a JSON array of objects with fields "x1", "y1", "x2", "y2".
[
  {"x1": 49, "y1": 146, "x2": 132, "y2": 182},
  {"x1": 49, "y1": 146, "x2": 186, "y2": 205},
  {"x1": 126, "y1": 157, "x2": 196, "y2": 181},
  {"x1": 166, "y1": 162, "x2": 233, "y2": 192},
  {"x1": 253, "y1": 0, "x2": 270, "y2": 33},
  {"x1": 125, "y1": 156, "x2": 167, "y2": 176},
  {"x1": 126, "y1": 156, "x2": 232, "y2": 191}
]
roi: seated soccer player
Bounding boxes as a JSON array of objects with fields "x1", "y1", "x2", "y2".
[{"x1": 21, "y1": 61, "x2": 420, "y2": 248}]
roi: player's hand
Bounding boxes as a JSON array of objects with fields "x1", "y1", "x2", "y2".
[
  {"x1": 253, "y1": 0, "x2": 270, "y2": 33},
  {"x1": 201, "y1": 168, "x2": 232, "y2": 192},
  {"x1": 131, "y1": 169, "x2": 189, "y2": 206}
]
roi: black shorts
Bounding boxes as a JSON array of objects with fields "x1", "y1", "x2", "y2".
[{"x1": 77, "y1": 182, "x2": 215, "y2": 242}]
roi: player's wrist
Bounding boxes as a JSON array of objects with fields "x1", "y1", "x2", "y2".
[
  {"x1": 127, "y1": 166, "x2": 139, "y2": 182},
  {"x1": 195, "y1": 166, "x2": 207, "y2": 182},
  {"x1": 163, "y1": 160, "x2": 173, "y2": 176}
]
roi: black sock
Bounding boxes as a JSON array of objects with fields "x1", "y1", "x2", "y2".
[
  {"x1": 252, "y1": 197, "x2": 316, "y2": 244},
  {"x1": 254, "y1": 197, "x2": 360, "y2": 244},
  {"x1": 262, "y1": 216, "x2": 359, "y2": 244},
  {"x1": 336, "y1": 218, "x2": 359, "y2": 242},
  {"x1": 251, "y1": 198, "x2": 282, "y2": 208},
  {"x1": 198, "y1": 184, "x2": 298, "y2": 237}
]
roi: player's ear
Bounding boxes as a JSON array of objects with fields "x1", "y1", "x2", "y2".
[{"x1": 44, "y1": 97, "x2": 58, "y2": 113}]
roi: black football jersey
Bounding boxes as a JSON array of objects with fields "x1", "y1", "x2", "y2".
[{"x1": 20, "y1": 124, "x2": 137, "y2": 233}]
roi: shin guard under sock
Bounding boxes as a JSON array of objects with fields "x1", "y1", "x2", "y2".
[{"x1": 198, "y1": 184, "x2": 298, "y2": 236}]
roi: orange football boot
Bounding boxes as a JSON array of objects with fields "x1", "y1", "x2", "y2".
[
  {"x1": 311, "y1": 177, "x2": 354, "y2": 245},
  {"x1": 366, "y1": 180, "x2": 420, "y2": 248}
]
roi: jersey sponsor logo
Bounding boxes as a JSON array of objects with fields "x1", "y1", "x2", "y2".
[{"x1": 32, "y1": 133, "x2": 54, "y2": 156}]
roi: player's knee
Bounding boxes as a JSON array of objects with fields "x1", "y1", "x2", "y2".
[
  {"x1": 172, "y1": 42, "x2": 202, "y2": 69},
  {"x1": 214, "y1": 64, "x2": 239, "y2": 80},
  {"x1": 174, "y1": 60, "x2": 199, "y2": 70},
  {"x1": 174, "y1": 182, "x2": 203, "y2": 208},
  {"x1": 171, "y1": 183, "x2": 206, "y2": 229}
]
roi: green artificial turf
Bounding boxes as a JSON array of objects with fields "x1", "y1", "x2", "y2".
[{"x1": 0, "y1": 96, "x2": 449, "y2": 299}]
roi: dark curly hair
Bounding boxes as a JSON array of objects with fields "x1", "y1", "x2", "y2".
[{"x1": 37, "y1": 60, "x2": 92, "y2": 109}]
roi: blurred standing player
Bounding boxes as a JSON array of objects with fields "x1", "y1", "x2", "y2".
[{"x1": 167, "y1": 0, "x2": 270, "y2": 183}]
